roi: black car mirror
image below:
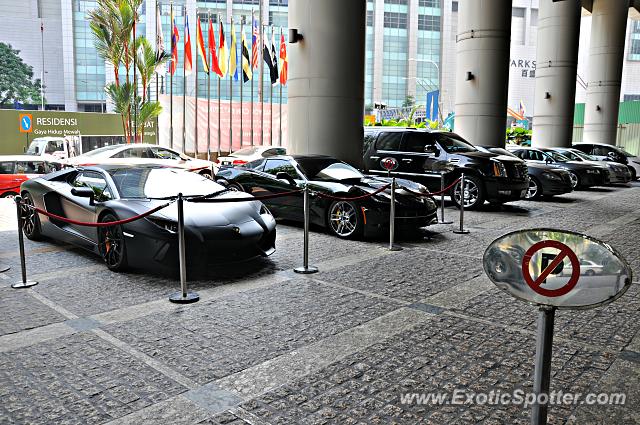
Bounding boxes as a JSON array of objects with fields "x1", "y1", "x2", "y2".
[
  {"x1": 275, "y1": 172, "x2": 296, "y2": 186},
  {"x1": 424, "y1": 145, "x2": 439, "y2": 156},
  {"x1": 607, "y1": 152, "x2": 618, "y2": 161},
  {"x1": 71, "y1": 186, "x2": 95, "y2": 205}
]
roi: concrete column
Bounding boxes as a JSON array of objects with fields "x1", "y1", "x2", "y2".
[
  {"x1": 532, "y1": 0, "x2": 581, "y2": 148},
  {"x1": 372, "y1": 0, "x2": 384, "y2": 104},
  {"x1": 583, "y1": 0, "x2": 630, "y2": 145},
  {"x1": 454, "y1": 0, "x2": 512, "y2": 147},
  {"x1": 288, "y1": 0, "x2": 366, "y2": 165}
]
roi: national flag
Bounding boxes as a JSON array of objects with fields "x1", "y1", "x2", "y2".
[
  {"x1": 218, "y1": 16, "x2": 227, "y2": 77},
  {"x1": 518, "y1": 100, "x2": 526, "y2": 117},
  {"x1": 155, "y1": 4, "x2": 166, "y2": 72},
  {"x1": 229, "y1": 18, "x2": 237, "y2": 80},
  {"x1": 241, "y1": 28, "x2": 252, "y2": 82},
  {"x1": 209, "y1": 17, "x2": 222, "y2": 77},
  {"x1": 169, "y1": 8, "x2": 179, "y2": 75},
  {"x1": 184, "y1": 14, "x2": 193, "y2": 76},
  {"x1": 270, "y1": 28, "x2": 279, "y2": 86},
  {"x1": 263, "y1": 26, "x2": 276, "y2": 84},
  {"x1": 251, "y1": 12, "x2": 259, "y2": 70},
  {"x1": 196, "y1": 18, "x2": 209, "y2": 74},
  {"x1": 279, "y1": 30, "x2": 288, "y2": 86},
  {"x1": 507, "y1": 107, "x2": 524, "y2": 121}
]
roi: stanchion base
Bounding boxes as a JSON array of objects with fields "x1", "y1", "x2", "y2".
[
  {"x1": 439, "y1": 220, "x2": 454, "y2": 225},
  {"x1": 388, "y1": 245, "x2": 404, "y2": 251},
  {"x1": 11, "y1": 280, "x2": 38, "y2": 289},
  {"x1": 453, "y1": 229, "x2": 470, "y2": 234},
  {"x1": 0, "y1": 265, "x2": 10, "y2": 273},
  {"x1": 169, "y1": 291, "x2": 200, "y2": 304},
  {"x1": 294, "y1": 266, "x2": 319, "y2": 274}
]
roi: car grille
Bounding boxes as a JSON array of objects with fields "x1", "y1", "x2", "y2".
[
  {"x1": 507, "y1": 163, "x2": 529, "y2": 180},
  {"x1": 561, "y1": 173, "x2": 572, "y2": 185}
]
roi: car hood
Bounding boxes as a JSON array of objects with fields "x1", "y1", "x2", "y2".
[
  {"x1": 525, "y1": 162, "x2": 567, "y2": 172},
  {"x1": 558, "y1": 161, "x2": 602, "y2": 170},
  {"x1": 456, "y1": 150, "x2": 524, "y2": 164}
]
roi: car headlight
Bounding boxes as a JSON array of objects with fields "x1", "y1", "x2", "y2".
[
  {"x1": 541, "y1": 172, "x2": 561, "y2": 181},
  {"x1": 492, "y1": 160, "x2": 508, "y2": 177},
  {"x1": 148, "y1": 218, "x2": 178, "y2": 233}
]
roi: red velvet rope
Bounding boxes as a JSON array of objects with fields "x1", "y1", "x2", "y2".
[
  {"x1": 23, "y1": 201, "x2": 175, "y2": 228},
  {"x1": 0, "y1": 185, "x2": 20, "y2": 192},
  {"x1": 314, "y1": 184, "x2": 391, "y2": 201},
  {"x1": 400, "y1": 177, "x2": 461, "y2": 197},
  {"x1": 188, "y1": 188, "x2": 304, "y2": 203}
]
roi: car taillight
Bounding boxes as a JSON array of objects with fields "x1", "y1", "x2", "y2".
[
  {"x1": 232, "y1": 159, "x2": 247, "y2": 166},
  {"x1": 214, "y1": 159, "x2": 220, "y2": 164}
]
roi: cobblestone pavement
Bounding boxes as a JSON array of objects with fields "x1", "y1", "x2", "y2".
[{"x1": 0, "y1": 184, "x2": 639, "y2": 424}]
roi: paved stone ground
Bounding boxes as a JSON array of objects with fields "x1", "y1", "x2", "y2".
[{"x1": 0, "y1": 183, "x2": 639, "y2": 424}]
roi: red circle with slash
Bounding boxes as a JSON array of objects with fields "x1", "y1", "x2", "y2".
[{"x1": 522, "y1": 240, "x2": 580, "y2": 297}]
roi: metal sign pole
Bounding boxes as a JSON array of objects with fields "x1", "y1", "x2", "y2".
[
  {"x1": 294, "y1": 185, "x2": 318, "y2": 274},
  {"x1": 531, "y1": 306, "x2": 556, "y2": 425},
  {"x1": 439, "y1": 171, "x2": 453, "y2": 224},
  {"x1": 169, "y1": 194, "x2": 199, "y2": 303},
  {"x1": 11, "y1": 197, "x2": 38, "y2": 289},
  {"x1": 453, "y1": 173, "x2": 469, "y2": 234},
  {"x1": 388, "y1": 177, "x2": 403, "y2": 251}
]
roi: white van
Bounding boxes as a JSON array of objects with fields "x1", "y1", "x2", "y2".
[{"x1": 25, "y1": 137, "x2": 81, "y2": 160}]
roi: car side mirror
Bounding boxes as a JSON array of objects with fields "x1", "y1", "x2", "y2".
[
  {"x1": 276, "y1": 172, "x2": 296, "y2": 186},
  {"x1": 71, "y1": 187, "x2": 95, "y2": 205},
  {"x1": 424, "y1": 145, "x2": 439, "y2": 156},
  {"x1": 607, "y1": 152, "x2": 618, "y2": 161}
]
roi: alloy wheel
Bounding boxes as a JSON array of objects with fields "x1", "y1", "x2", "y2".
[
  {"x1": 21, "y1": 195, "x2": 37, "y2": 237},
  {"x1": 329, "y1": 201, "x2": 358, "y2": 237},
  {"x1": 568, "y1": 172, "x2": 579, "y2": 188},
  {"x1": 525, "y1": 179, "x2": 538, "y2": 199},
  {"x1": 454, "y1": 179, "x2": 479, "y2": 208},
  {"x1": 98, "y1": 218, "x2": 125, "y2": 268}
]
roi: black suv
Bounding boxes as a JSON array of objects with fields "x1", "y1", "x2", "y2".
[{"x1": 363, "y1": 128, "x2": 530, "y2": 209}]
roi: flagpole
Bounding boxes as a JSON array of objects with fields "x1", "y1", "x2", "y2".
[
  {"x1": 240, "y1": 18, "x2": 244, "y2": 148},
  {"x1": 133, "y1": 10, "x2": 138, "y2": 143},
  {"x1": 260, "y1": 23, "x2": 264, "y2": 147},
  {"x1": 270, "y1": 28, "x2": 273, "y2": 147},
  {"x1": 40, "y1": 20, "x2": 45, "y2": 110},
  {"x1": 229, "y1": 15, "x2": 233, "y2": 153},
  {"x1": 195, "y1": 11, "x2": 199, "y2": 158},
  {"x1": 170, "y1": 1, "x2": 174, "y2": 150},
  {"x1": 218, "y1": 13, "x2": 222, "y2": 157},
  {"x1": 279, "y1": 26, "x2": 283, "y2": 147},
  {"x1": 182, "y1": 5, "x2": 187, "y2": 154},
  {"x1": 155, "y1": 2, "x2": 159, "y2": 114},
  {"x1": 207, "y1": 10, "x2": 211, "y2": 162},
  {"x1": 250, "y1": 9, "x2": 254, "y2": 147}
]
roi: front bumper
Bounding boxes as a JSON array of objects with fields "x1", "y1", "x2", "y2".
[
  {"x1": 577, "y1": 171, "x2": 607, "y2": 187},
  {"x1": 484, "y1": 177, "x2": 530, "y2": 202},
  {"x1": 540, "y1": 176, "x2": 573, "y2": 196},
  {"x1": 361, "y1": 204, "x2": 438, "y2": 237}
]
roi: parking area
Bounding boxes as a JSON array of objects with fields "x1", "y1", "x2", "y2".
[{"x1": 1, "y1": 184, "x2": 639, "y2": 425}]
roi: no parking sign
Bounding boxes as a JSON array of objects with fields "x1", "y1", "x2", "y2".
[{"x1": 482, "y1": 229, "x2": 633, "y2": 425}]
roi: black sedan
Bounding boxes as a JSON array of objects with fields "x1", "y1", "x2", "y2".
[
  {"x1": 215, "y1": 155, "x2": 438, "y2": 239},
  {"x1": 551, "y1": 148, "x2": 632, "y2": 184},
  {"x1": 508, "y1": 147, "x2": 609, "y2": 189},
  {"x1": 19, "y1": 165, "x2": 276, "y2": 273},
  {"x1": 477, "y1": 147, "x2": 573, "y2": 200}
]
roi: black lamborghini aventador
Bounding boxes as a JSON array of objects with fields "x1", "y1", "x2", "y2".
[
  {"x1": 215, "y1": 155, "x2": 438, "y2": 239},
  {"x1": 19, "y1": 164, "x2": 277, "y2": 273}
]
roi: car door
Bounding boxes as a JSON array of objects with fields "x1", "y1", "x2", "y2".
[
  {"x1": 397, "y1": 131, "x2": 442, "y2": 188},
  {"x1": 62, "y1": 171, "x2": 114, "y2": 243},
  {"x1": 366, "y1": 131, "x2": 403, "y2": 175},
  {"x1": 257, "y1": 159, "x2": 304, "y2": 219},
  {"x1": 0, "y1": 161, "x2": 21, "y2": 193}
]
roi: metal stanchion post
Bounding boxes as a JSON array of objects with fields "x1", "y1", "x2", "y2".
[
  {"x1": 531, "y1": 306, "x2": 556, "y2": 425},
  {"x1": 11, "y1": 196, "x2": 38, "y2": 289},
  {"x1": 388, "y1": 177, "x2": 402, "y2": 251},
  {"x1": 439, "y1": 172, "x2": 453, "y2": 224},
  {"x1": 169, "y1": 194, "x2": 199, "y2": 304},
  {"x1": 294, "y1": 185, "x2": 318, "y2": 274},
  {"x1": 452, "y1": 173, "x2": 470, "y2": 234}
]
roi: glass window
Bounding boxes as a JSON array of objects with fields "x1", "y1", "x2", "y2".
[
  {"x1": 402, "y1": 132, "x2": 434, "y2": 153},
  {"x1": 512, "y1": 7, "x2": 525, "y2": 17},
  {"x1": 592, "y1": 146, "x2": 613, "y2": 156},
  {"x1": 109, "y1": 168, "x2": 222, "y2": 199},
  {"x1": 433, "y1": 133, "x2": 477, "y2": 153},
  {"x1": 73, "y1": 171, "x2": 112, "y2": 201},
  {"x1": 383, "y1": 12, "x2": 407, "y2": 29},
  {"x1": 0, "y1": 162, "x2": 15, "y2": 174},
  {"x1": 296, "y1": 158, "x2": 364, "y2": 181},
  {"x1": 15, "y1": 161, "x2": 46, "y2": 174},
  {"x1": 419, "y1": 0, "x2": 438, "y2": 7},
  {"x1": 384, "y1": 0, "x2": 408, "y2": 4},
  {"x1": 246, "y1": 159, "x2": 266, "y2": 170},
  {"x1": 375, "y1": 132, "x2": 403, "y2": 151},
  {"x1": 264, "y1": 159, "x2": 299, "y2": 179},
  {"x1": 151, "y1": 147, "x2": 182, "y2": 160},
  {"x1": 263, "y1": 148, "x2": 287, "y2": 157},
  {"x1": 418, "y1": 15, "x2": 440, "y2": 31}
]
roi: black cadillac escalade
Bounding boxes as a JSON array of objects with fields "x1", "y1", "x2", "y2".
[{"x1": 363, "y1": 127, "x2": 530, "y2": 209}]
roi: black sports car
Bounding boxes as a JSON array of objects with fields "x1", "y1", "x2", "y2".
[
  {"x1": 19, "y1": 164, "x2": 276, "y2": 273},
  {"x1": 215, "y1": 155, "x2": 438, "y2": 239}
]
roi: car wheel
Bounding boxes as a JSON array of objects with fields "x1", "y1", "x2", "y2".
[
  {"x1": 525, "y1": 176, "x2": 542, "y2": 200},
  {"x1": 199, "y1": 170, "x2": 213, "y2": 180},
  {"x1": 568, "y1": 172, "x2": 580, "y2": 189},
  {"x1": 327, "y1": 200, "x2": 363, "y2": 239},
  {"x1": 97, "y1": 213, "x2": 128, "y2": 272},
  {"x1": 21, "y1": 192, "x2": 42, "y2": 240},
  {"x1": 227, "y1": 182, "x2": 244, "y2": 192},
  {"x1": 452, "y1": 175, "x2": 485, "y2": 210},
  {"x1": 1, "y1": 191, "x2": 18, "y2": 199},
  {"x1": 630, "y1": 167, "x2": 637, "y2": 181},
  {"x1": 585, "y1": 269, "x2": 595, "y2": 276}
]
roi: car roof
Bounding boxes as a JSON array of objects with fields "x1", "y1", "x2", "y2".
[
  {"x1": 0, "y1": 155, "x2": 61, "y2": 162},
  {"x1": 79, "y1": 163, "x2": 175, "y2": 172}
]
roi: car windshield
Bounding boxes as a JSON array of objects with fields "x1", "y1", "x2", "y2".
[
  {"x1": 83, "y1": 145, "x2": 122, "y2": 157},
  {"x1": 488, "y1": 148, "x2": 517, "y2": 157},
  {"x1": 569, "y1": 150, "x2": 597, "y2": 161},
  {"x1": 557, "y1": 150, "x2": 582, "y2": 161},
  {"x1": 434, "y1": 133, "x2": 477, "y2": 153},
  {"x1": 297, "y1": 158, "x2": 364, "y2": 181},
  {"x1": 232, "y1": 147, "x2": 259, "y2": 156},
  {"x1": 108, "y1": 168, "x2": 224, "y2": 198}
]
